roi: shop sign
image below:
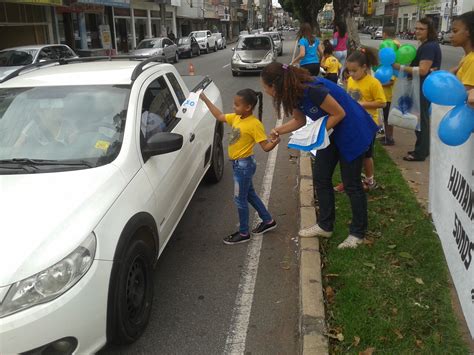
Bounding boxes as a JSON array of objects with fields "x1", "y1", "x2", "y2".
[
  {"x1": 367, "y1": 0, "x2": 373, "y2": 15},
  {"x1": 76, "y1": 0, "x2": 130, "y2": 8},
  {"x1": 9, "y1": 0, "x2": 62, "y2": 5},
  {"x1": 99, "y1": 24, "x2": 112, "y2": 49},
  {"x1": 375, "y1": 3, "x2": 385, "y2": 16},
  {"x1": 57, "y1": 2, "x2": 103, "y2": 13}
]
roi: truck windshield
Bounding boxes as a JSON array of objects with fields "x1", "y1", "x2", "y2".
[
  {"x1": 0, "y1": 85, "x2": 130, "y2": 171},
  {"x1": 237, "y1": 37, "x2": 271, "y2": 50}
]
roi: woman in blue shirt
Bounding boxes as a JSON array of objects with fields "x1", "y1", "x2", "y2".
[
  {"x1": 261, "y1": 62, "x2": 379, "y2": 249},
  {"x1": 291, "y1": 23, "x2": 323, "y2": 76}
]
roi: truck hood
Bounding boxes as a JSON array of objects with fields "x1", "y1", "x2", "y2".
[
  {"x1": 236, "y1": 50, "x2": 271, "y2": 62},
  {"x1": 0, "y1": 164, "x2": 127, "y2": 286},
  {"x1": 0, "y1": 66, "x2": 22, "y2": 80},
  {"x1": 130, "y1": 48, "x2": 162, "y2": 57}
]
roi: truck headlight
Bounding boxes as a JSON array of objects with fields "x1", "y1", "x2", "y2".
[
  {"x1": 262, "y1": 52, "x2": 274, "y2": 63},
  {"x1": 232, "y1": 53, "x2": 242, "y2": 63},
  {"x1": 0, "y1": 233, "x2": 96, "y2": 318}
]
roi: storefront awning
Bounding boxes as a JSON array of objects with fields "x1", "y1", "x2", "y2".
[
  {"x1": 76, "y1": 0, "x2": 130, "y2": 8},
  {"x1": 7, "y1": 0, "x2": 63, "y2": 6}
]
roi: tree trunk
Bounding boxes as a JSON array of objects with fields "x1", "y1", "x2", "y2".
[{"x1": 333, "y1": 0, "x2": 361, "y2": 52}]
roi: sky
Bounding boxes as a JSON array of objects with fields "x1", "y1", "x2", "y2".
[{"x1": 272, "y1": 0, "x2": 281, "y2": 8}]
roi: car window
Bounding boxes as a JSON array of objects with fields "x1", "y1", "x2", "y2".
[
  {"x1": 0, "y1": 85, "x2": 130, "y2": 169},
  {"x1": 137, "y1": 40, "x2": 161, "y2": 49},
  {"x1": 37, "y1": 47, "x2": 56, "y2": 62},
  {"x1": 166, "y1": 73, "x2": 186, "y2": 105},
  {"x1": 140, "y1": 76, "x2": 179, "y2": 144},
  {"x1": 237, "y1": 37, "x2": 271, "y2": 50},
  {"x1": 0, "y1": 50, "x2": 34, "y2": 66},
  {"x1": 54, "y1": 46, "x2": 75, "y2": 59}
]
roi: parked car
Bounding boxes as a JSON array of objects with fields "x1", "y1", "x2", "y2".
[
  {"x1": 263, "y1": 31, "x2": 283, "y2": 56},
  {"x1": 0, "y1": 57, "x2": 224, "y2": 353},
  {"x1": 189, "y1": 30, "x2": 217, "y2": 53},
  {"x1": 231, "y1": 34, "x2": 277, "y2": 76},
  {"x1": 130, "y1": 37, "x2": 179, "y2": 63},
  {"x1": 177, "y1": 36, "x2": 200, "y2": 58},
  {"x1": 214, "y1": 33, "x2": 227, "y2": 49},
  {"x1": 0, "y1": 44, "x2": 77, "y2": 80},
  {"x1": 371, "y1": 26, "x2": 383, "y2": 39},
  {"x1": 440, "y1": 30, "x2": 452, "y2": 44}
]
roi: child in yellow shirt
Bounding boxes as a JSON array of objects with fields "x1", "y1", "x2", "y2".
[
  {"x1": 380, "y1": 23, "x2": 401, "y2": 146},
  {"x1": 321, "y1": 40, "x2": 342, "y2": 83},
  {"x1": 450, "y1": 11, "x2": 474, "y2": 90},
  {"x1": 337, "y1": 48, "x2": 386, "y2": 192},
  {"x1": 200, "y1": 89, "x2": 279, "y2": 244}
]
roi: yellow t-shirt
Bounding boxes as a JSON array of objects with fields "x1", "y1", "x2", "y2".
[
  {"x1": 347, "y1": 75, "x2": 386, "y2": 125},
  {"x1": 456, "y1": 51, "x2": 474, "y2": 87},
  {"x1": 382, "y1": 76, "x2": 397, "y2": 102},
  {"x1": 380, "y1": 39, "x2": 400, "y2": 102},
  {"x1": 225, "y1": 113, "x2": 267, "y2": 160},
  {"x1": 322, "y1": 55, "x2": 341, "y2": 74}
]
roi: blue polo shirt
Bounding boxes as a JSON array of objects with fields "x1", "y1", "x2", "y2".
[
  {"x1": 297, "y1": 77, "x2": 379, "y2": 162},
  {"x1": 411, "y1": 40, "x2": 442, "y2": 83}
]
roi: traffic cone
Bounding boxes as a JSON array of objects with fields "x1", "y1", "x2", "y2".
[{"x1": 188, "y1": 62, "x2": 195, "y2": 76}]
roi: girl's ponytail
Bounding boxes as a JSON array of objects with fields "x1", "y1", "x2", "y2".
[
  {"x1": 236, "y1": 88, "x2": 263, "y2": 120},
  {"x1": 257, "y1": 91, "x2": 263, "y2": 121},
  {"x1": 347, "y1": 46, "x2": 379, "y2": 68}
]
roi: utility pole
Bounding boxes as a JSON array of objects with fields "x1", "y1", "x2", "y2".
[{"x1": 448, "y1": 0, "x2": 455, "y2": 30}]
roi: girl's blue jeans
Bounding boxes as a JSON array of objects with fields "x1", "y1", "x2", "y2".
[{"x1": 232, "y1": 156, "x2": 272, "y2": 235}]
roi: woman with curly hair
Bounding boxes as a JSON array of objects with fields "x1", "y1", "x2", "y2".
[{"x1": 260, "y1": 62, "x2": 379, "y2": 249}]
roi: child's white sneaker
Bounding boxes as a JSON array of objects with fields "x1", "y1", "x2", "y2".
[
  {"x1": 298, "y1": 224, "x2": 333, "y2": 238},
  {"x1": 337, "y1": 235, "x2": 364, "y2": 249}
]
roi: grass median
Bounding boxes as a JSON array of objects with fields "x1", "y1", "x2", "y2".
[{"x1": 318, "y1": 143, "x2": 468, "y2": 354}]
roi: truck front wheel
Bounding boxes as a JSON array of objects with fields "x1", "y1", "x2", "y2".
[{"x1": 205, "y1": 129, "x2": 224, "y2": 183}]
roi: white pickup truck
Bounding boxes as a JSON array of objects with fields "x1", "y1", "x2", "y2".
[
  {"x1": 0, "y1": 57, "x2": 224, "y2": 353},
  {"x1": 190, "y1": 30, "x2": 217, "y2": 53}
]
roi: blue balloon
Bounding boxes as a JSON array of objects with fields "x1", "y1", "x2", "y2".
[
  {"x1": 379, "y1": 47, "x2": 396, "y2": 66},
  {"x1": 375, "y1": 65, "x2": 393, "y2": 84},
  {"x1": 422, "y1": 70, "x2": 467, "y2": 106},
  {"x1": 393, "y1": 69, "x2": 399, "y2": 77},
  {"x1": 438, "y1": 104, "x2": 474, "y2": 146}
]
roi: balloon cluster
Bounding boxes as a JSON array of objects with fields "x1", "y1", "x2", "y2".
[
  {"x1": 374, "y1": 40, "x2": 417, "y2": 85},
  {"x1": 422, "y1": 71, "x2": 474, "y2": 146}
]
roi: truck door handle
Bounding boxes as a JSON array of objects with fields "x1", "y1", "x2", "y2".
[{"x1": 189, "y1": 133, "x2": 195, "y2": 142}]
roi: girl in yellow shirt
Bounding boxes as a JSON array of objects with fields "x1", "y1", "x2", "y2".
[
  {"x1": 321, "y1": 40, "x2": 342, "y2": 83},
  {"x1": 451, "y1": 11, "x2": 474, "y2": 90},
  {"x1": 342, "y1": 48, "x2": 386, "y2": 192},
  {"x1": 200, "y1": 89, "x2": 279, "y2": 244}
]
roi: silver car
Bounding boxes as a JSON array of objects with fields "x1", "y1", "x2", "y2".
[
  {"x1": 263, "y1": 31, "x2": 283, "y2": 56},
  {"x1": 0, "y1": 44, "x2": 77, "y2": 80},
  {"x1": 231, "y1": 35, "x2": 277, "y2": 76},
  {"x1": 130, "y1": 37, "x2": 179, "y2": 63}
]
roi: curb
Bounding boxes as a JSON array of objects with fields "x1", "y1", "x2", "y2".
[{"x1": 298, "y1": 152, "x2": 328, "y2": 354}]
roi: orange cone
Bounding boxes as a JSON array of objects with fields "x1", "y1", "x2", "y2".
[{"x1": 188, "y1": 62, "x2": 195, "y2": 76}]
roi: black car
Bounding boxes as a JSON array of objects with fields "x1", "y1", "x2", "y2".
[{"x1": 177, "y1": 36, "x2": 201, "y2": 58}]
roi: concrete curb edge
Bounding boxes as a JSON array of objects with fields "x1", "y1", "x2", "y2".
[{"x1": 298, "y1": 152, "x2": 329, "y2": 354}]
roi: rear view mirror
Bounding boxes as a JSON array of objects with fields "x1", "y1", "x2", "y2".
[{"x1": 143, "y1": 132, "x2": 183, "y2": 161}]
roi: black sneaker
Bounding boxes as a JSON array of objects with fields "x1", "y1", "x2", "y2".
[
  {"x1": 223, "y1": 231, "x2": 250, "y2": 245},
  {"x1": 252, "y1": 220, "x2": 277, "y2": 235}
]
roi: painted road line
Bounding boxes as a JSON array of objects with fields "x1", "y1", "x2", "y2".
[
  {"x1": 224, "y1": 113, "x2": 284, "y2": 354},
  {"x1": 223, "y1": 63, "x2": 231, "y2": 68}
]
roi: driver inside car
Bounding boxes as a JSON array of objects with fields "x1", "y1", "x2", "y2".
[{"x1": 14, "y1": 98, "x2": 77, "y2": 148}]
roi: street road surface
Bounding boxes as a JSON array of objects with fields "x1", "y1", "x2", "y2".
[{"x1": 102, "y1": 31, "x2": 464, "y2": 354}]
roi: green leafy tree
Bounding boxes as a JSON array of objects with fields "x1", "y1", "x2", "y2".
[
  {"x1": 278, "y1": 0, "x2": 331, "y2": 35},
  {"x1": 410, "y1": 0, "x2": 433, "y2": 18}
]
